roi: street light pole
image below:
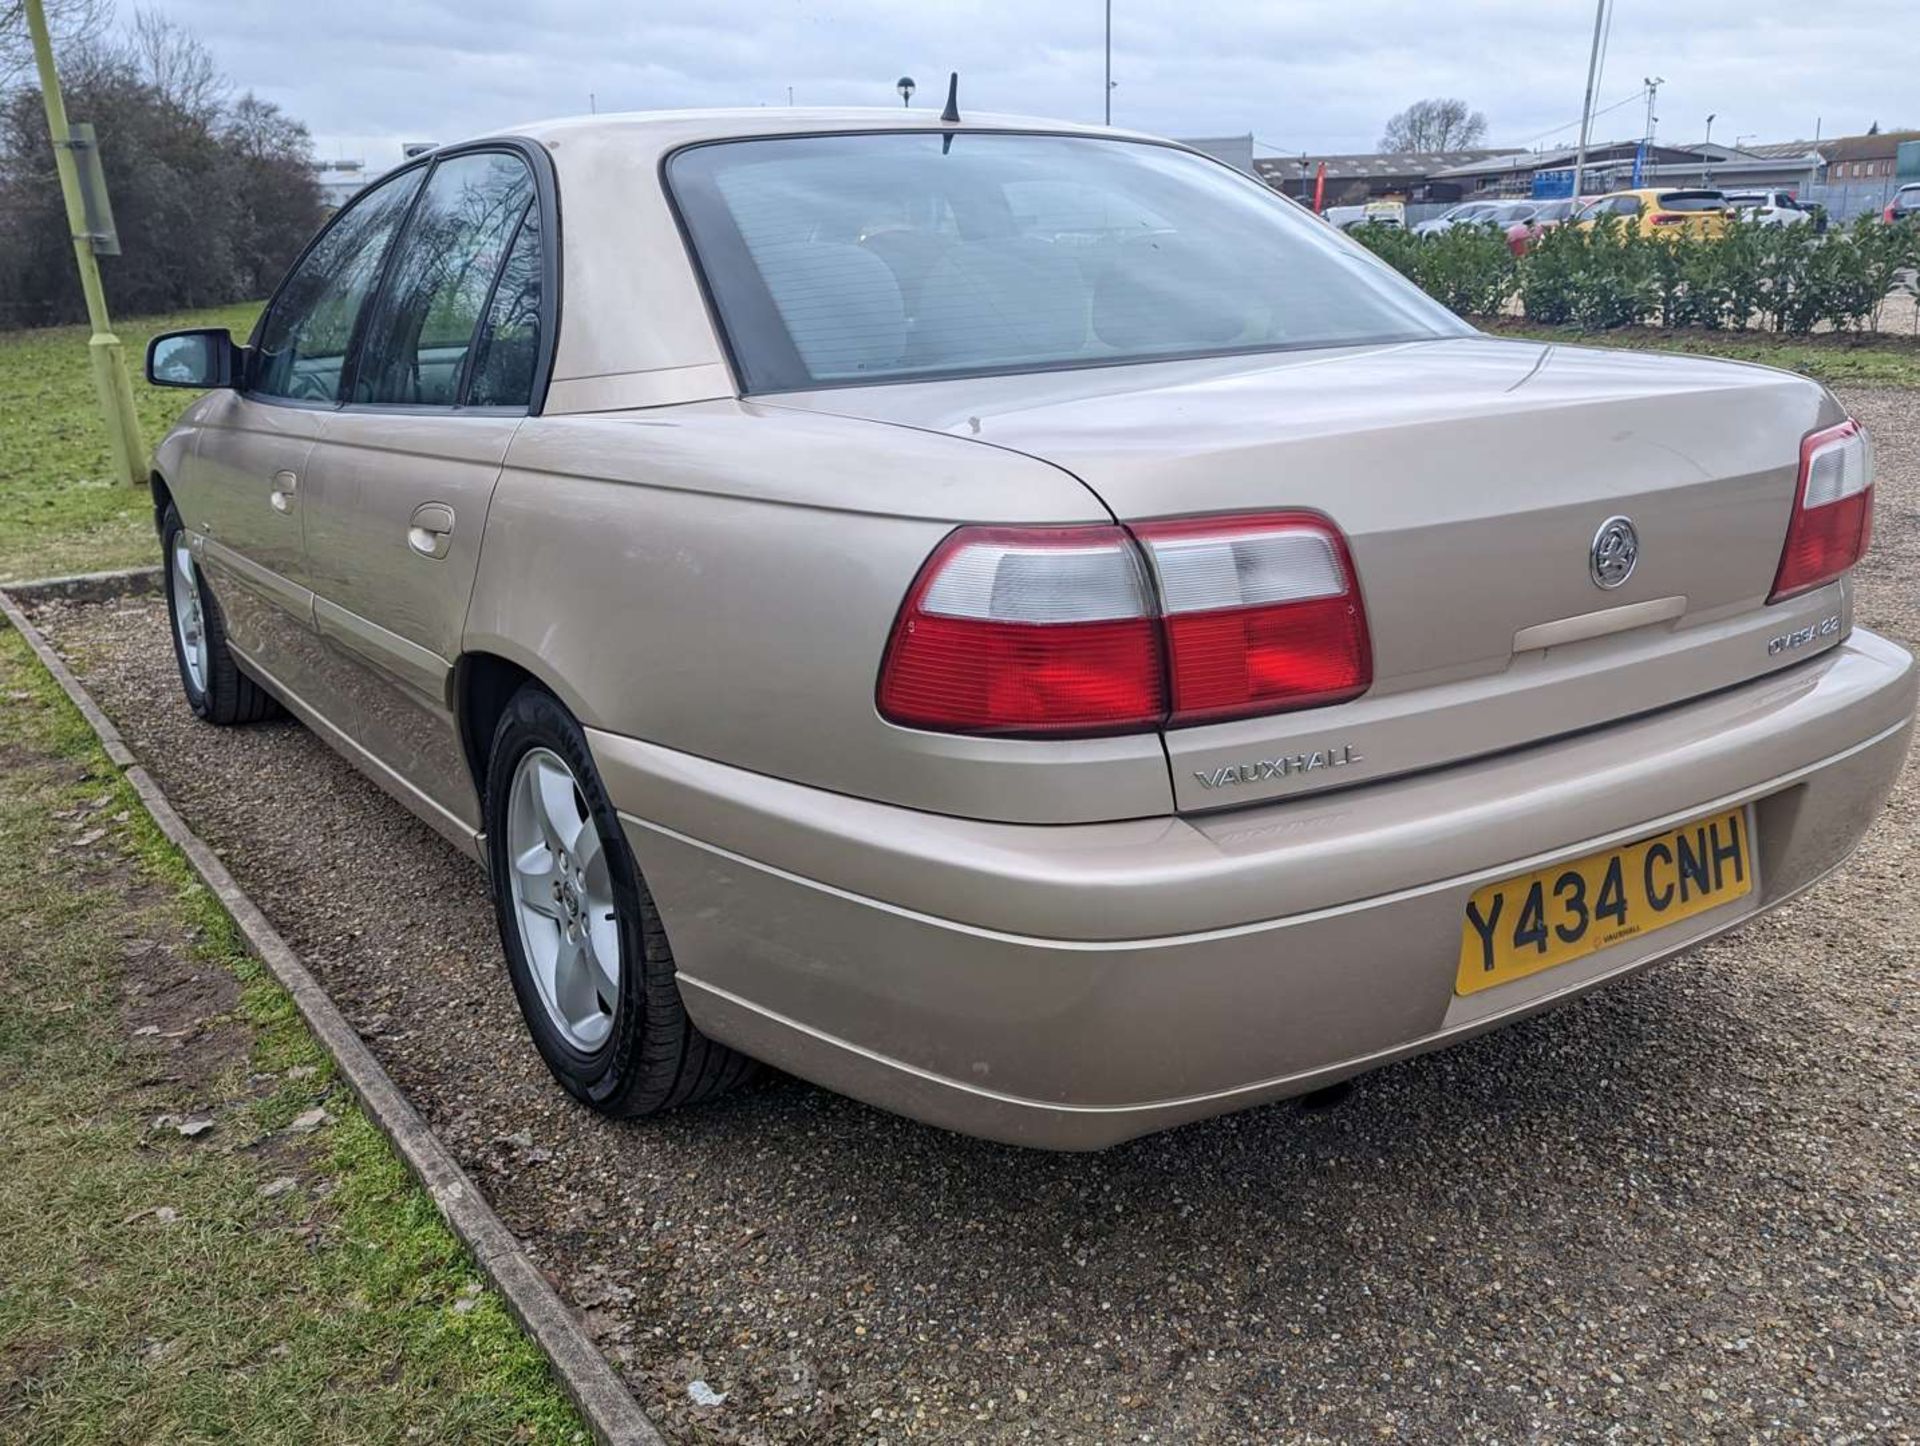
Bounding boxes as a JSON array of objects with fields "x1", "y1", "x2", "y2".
[
  {"x1": 1104, "y1": 0, "x2": 1112, "y2": 125},
  {"x1": 1570, "y1": 0, "x2": 1607, "y2": 204},
  {"x1": 24, "y1": 0, "x2": 145, "y2": 488}
]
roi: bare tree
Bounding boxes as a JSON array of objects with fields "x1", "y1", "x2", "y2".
[
  {"x1": 0, "y1": 13, "x2": 323, "y2": 326},
  {"x1": 0, "y1": 0, "x2": 111, "y2": 88},
  {"x1": 128, "y1": 6, "x2": 224, "y2": 118},
  {"x1": 221, "y1": 89, "x2": 308, "y2": 161},
  {"x1": 1379, "y1": 98, "x2": 1489, "y2": 153}
]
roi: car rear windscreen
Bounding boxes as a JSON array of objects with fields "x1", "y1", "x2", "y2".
[
  {"x1": 1656, "y1": 192, "x2": 1730, "y2": 211},
  {"x1": 668, "y1": 132, "x2": 1468, "y2": 392}
]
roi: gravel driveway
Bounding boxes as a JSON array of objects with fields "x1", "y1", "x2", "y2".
[{"x1": 27, "y1": 386, "x2": 1920, "y2": 1443}]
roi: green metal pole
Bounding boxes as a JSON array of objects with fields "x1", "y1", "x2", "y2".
[{"x1": 24, "y1": 0, "x2": 147, "y2": 487}]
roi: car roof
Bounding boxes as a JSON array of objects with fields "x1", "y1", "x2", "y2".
[
  {"x1": 480, "y1": 106, "x2": 1152, "y2": 157},
  {"x1": 1596, "y1": 187, "x2": 1728, "y2": 202}
]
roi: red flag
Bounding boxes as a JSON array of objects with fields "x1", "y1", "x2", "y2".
[{"x1": 1312, "y1": 162, "x2": 1327, "y2": 213}]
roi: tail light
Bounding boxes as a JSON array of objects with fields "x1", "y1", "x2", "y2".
[
  {"x1": 876, "y1": 526, "x2": 1164, "y2": 735},
  {"x1": 1650, "y1": 212, "x2": 1686, "y2": 226},
  {"x1": 877, "y1": 513, "x2": 1371, "y2": 737},
  {"x1": 1134, "y1": 512, "x2": 1371, "y2": 723},
  {"x1": 1769, "y1": 419, "x2": 1874, "y2": 603}
]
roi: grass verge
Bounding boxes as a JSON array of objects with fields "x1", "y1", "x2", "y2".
[
  {"x1": 1483, "y1": 317, "x2": 1920, "y2": 388},
  {"x1": 0, "y1": 303, "x2": 260, "y2": 583},
  {"x1": 0, "y1": 624, "x2": 586, "y2": 1444}
]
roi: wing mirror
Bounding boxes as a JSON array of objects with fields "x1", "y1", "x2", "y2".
[{"x1": 145, "y1": 329, "x2": 246, "y2": 390}]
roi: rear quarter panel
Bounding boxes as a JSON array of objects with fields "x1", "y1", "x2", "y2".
[{"x1": 463, "y1": 400, "x2": 1176, "y2": 823}]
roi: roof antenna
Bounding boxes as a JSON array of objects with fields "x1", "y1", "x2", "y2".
[{"x1": 939, "y1": 71, "x2": 960, "y2": 124}]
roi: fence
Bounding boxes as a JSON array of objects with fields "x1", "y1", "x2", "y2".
[{"x1": 1799, "y1": 180, "x2": 1909, "y2": 224}]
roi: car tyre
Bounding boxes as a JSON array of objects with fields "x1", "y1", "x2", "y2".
[
  {"x1": 484, "y1": 684, "x2": 756, "y2": 1117},
  {"x1": 161, "y1": 502, "x2": 282, "y2": 725}
]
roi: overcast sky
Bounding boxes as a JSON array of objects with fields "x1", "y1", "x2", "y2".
[{"x1": 136, "y1": 0, "x2": 1914, "y2": 167}]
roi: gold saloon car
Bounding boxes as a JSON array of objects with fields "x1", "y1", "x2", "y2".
[{"x1": 143, "y1": 111, "x2": 1912, "y2": 1148}]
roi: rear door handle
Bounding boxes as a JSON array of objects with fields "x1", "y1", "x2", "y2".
[
  {"x1": 270, "y1": 470, "x2": 298, "y2": 513},
  {"x1": 407, "y1": 502, "x2": 456, "y2": 560}
]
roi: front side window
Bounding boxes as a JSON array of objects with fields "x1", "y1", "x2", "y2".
[
  {"x1": 251, "y1": 168, "x2": 425, "y2": 402},
  {"x1": 350, "y1": 151, "x2": 535, "y2": 406},
  {"x1": 669, "y1": 132, "x2": 1467, "y2": 392}
]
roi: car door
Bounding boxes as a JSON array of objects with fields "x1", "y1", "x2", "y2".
[
  {"x1": 296, "y1": 146, "x2": 552, "y2": 844},
  {"x1": 181, "y1": 167, "x2": 425, "y2": 690}
]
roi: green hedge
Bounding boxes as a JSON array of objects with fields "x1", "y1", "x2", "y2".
[{"x1": 1348, "y1": 215, "x2": 1920, "y2": 335}]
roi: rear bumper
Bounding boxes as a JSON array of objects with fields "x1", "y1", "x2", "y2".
[{"x1": 590, "y1": 629, "x2": 1915, "y2": 1149}]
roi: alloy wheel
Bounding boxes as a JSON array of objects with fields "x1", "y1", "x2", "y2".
[
  {"x1": 504, "y1": 746, "x2": 621, "y2": 1050},
  {"x1": 170, "y1": 539, "x2": 208, "y2": 695}
]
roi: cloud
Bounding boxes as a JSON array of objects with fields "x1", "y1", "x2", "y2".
[{"x1": 137, "y1": 0, "x2": 1914, "y2": 168}]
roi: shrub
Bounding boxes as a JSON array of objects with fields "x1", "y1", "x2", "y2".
[
  {"x1": 1850, "y1": 213, "x2": 1920, "y2": 331},
  {"x1": 1569, "y1": 217, "x2": 1656, "y2": 330},
  {"x1": 1416, "y1": 223, "x2": 1517, "y2": 316},
  {"x1": 1696, "y1": 217, "x2": 1768, "y2": 330},
  {"x1": 1385, "y1": 204, "x2": 1920, "y2": 337},
  {"x1": 1515, "y1": 219, "x2": 1581, "y2": 325},
  {"x1": 1346, "y1": 220, "x2": 1424, "y2": 283},
  {"x1": 1348, "y1": 220, "x2": 1514, "y2": 318}
]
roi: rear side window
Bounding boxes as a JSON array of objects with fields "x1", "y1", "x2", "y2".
[
  {"x1": 669, "y1": 132, "x2": 1464, "y2": 392},
  {"x1": 251, "y1": 169, "x2": 424, "y2": 402},
  {"x1": 464, "y1": 209, "x2": 544, "y2": 408},
  {"x1": 1656, "y1": 192, "x2": 1728, "y2": 212},
  {"x1": 350, "y1": 151, "x2": 535, "y2": 406}
]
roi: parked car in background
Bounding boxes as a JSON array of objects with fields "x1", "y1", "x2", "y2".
[
  {"x1": 1483, "y1": 199, "x2": 1541, "y2": 226},
  {"x1": 140, "y1": 110, "x2": 1913, "y2": 1149},
  {"x1": 1884, "y1": 183, "x2": 1920, "y2": 226},
  {"x1": 1577, "y1": 188, "x2": 1732, "y2": 239},
  {"x1": 1325, "y1": 199, "x2": 1406, "y2": 232},
  {"x1": 1724, "y1": 190, "x2": 1814, "y2": 227},
  {"x1": 1413, "y1": 200, "x2": 1500, "y2": 236},
  {"x1": 1505, "y1": 196, "x2": 1587, "y2": 256}
]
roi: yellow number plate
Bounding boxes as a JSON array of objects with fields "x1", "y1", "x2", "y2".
[{"x1": 1456, "y1": 808, "x2": 1753, "y2": 996}]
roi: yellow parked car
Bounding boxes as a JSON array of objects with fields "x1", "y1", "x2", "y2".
[{"x1": 1575, "y1": 188, "x2": 1731, "y2": 238}]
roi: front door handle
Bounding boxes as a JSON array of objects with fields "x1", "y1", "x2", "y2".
[
  {"x1": 407, "y1": 502, "x2": 456, "y2": 560},
  {"x1": 270, "y1": 470, "x2": 298, "y2": 514}
]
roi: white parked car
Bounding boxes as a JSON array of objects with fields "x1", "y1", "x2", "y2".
[
  {"x1": 1413, "y1": 201, "x2": 1497, "y2": 236},
  {"x1": 1324, "y1": 200, "x2": 1405, "y2": 232},
  {"x1": 1415, "y1": 199, "x2": 1541, "y2": 237},
  {"x1": 1724, "y1": 190, "x2": 1814, "y2": 227}
]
